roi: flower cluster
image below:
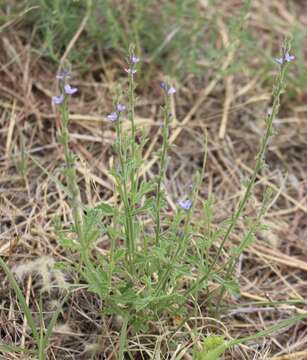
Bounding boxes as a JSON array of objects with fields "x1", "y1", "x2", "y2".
[
  {"x1": 107, "y1": 103, "x2": 126, "y2": 122},
  {"x1": 275, "y1": 52, "x2": 295, "y2": 65},
  {"x1": 52, "y1": 69, "x2": 78, "y2": 105},
  {"x1": 125, "y1": 55, "x2": 140, "y2": 75},
  {"x1": 160, "y1": 82, "x2": 176, "y2": 95}
]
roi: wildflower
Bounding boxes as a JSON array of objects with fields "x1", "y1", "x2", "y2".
[
  {"x1": 160, "y1": 82, "x2": 176, "y2": 95},
  {"x1": 275, "y1": 52, "x2": 295, "y2": 65},
  {"x1": 178, "y1": 199, "x2": 192, "y2": 211},
  {"x1": 167, "y1": 86, "x2": 176, "y2": 95},
  {"x1": 160, "y1": 82, "x2": 168, "y2": 90},
  {"x1": 285, "y1": 53, "x2": 295, "y2": 62},
  {"x1": 56, "y1": 68, "x2": 70, "y2": 80},
  {"x1": 116, "y1": 104, "x2": 126, "y2": 112},
  {"x1": 125, "y1": 54, "x2": 140, "y2": 75},
  {"x1": 131, "y1": 56, "x2": 140, "y2": 64},
  {"x1": 64, "y1": 84, "x2": 78, "y2": 95},
  {"x1": 107, "y1": 112, "x2": 119, "y2": 122},
  {"x1": 52, "y1": 94, "x2": 64, "y2": 105}
]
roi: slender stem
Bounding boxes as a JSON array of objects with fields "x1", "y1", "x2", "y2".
[
  {"x1": 128, "y1": 73, "x2": 136, "y2": 262},
  {"x1": 182, "y1": 57, "x2": 288, "y2": 301},
  {"x1": 60, "y1": 100, "x2": 83, "y2": 242},
  {"x1": 128, "y1": 72, "x2": 136, "y2": 159},
  {"x1": 170, "y1": 59, "x2": 290, "y2": 332},
  {"x1": 155, "y1": 101, "x2": 171, "y2": 245},
  {"x1": 115, "y1": 116, "x2": 134, "y2": 272},
  {"x1": 213, "y1": 62, "x2": 287, "y2": 313}
]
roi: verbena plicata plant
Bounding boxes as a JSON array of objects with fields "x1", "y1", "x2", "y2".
[{"x1": 1, "y1": 42, "x2": 306, "y2": 360}]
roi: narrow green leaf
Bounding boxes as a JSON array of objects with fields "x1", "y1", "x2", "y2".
[
  {"x1": 95, "y1": 202, "x2": 115, "y2": 216},
  {"x1": 0, "y1": 256, "x2": 39, "y2": 342},
  {"x1": 118, "y1": 315, "x2": 129, "y2": 360},
  {"x1": 41, "y1": 293, "x2": 70, "y2": 355},
  {"x1": 0, "y1": 343, "x2": 31, "y2": 354}
]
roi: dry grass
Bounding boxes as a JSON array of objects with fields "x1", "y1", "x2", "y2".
[{"x1": 1, "y1": 0, "x2": 307, "y2": 359}]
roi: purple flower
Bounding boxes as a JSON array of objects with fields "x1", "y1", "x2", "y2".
[
  {"x1": 107, "y1": 112, "x2": 119, "y2": 122},
  {"x1": 125, "y1": 55, "x2": 140, "y2": 76},
  {"x1": 167, "y1": 86, "x2": 176, "y2": 95},
  {"x1": 160, "y1": 82, "x2": 176, "y2": 95},
  {"x1": 56, "y1": 68, "x2": 70, "y2": 80},
  {"x1": 160, "y1": 82, "x2": 168, "y2": 90},
  {"x1": 52, "y1": 94, "x2": 64, "y2": 105},
  {"x1": 64, "y1": 84, "x2": 78, "y2": 95},
  {"x1": 275, "y1": 52, "x2": 295, "y2": 65},
  {"x1": 285, "y1": 53, "x2": 295, "y2": 62},
  {"x1": 116, "y1": 104, "x2": 126, "y2": 112},
  {"x1": 178, "y1": 199, "x2": 192, "y2": 211},
  {"x1": 131, "y1": 56, "x2": 140, "y2": 64}
]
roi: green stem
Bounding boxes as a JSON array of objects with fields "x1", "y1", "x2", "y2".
[
  {"x1": 60, "y1": 102, "x2": 83, "y2": 242},
  {"x1": 213, "y1": 62, "x2": 288, "y2": 314},
  {"x1": 182, "y1": 55, "x2": 289, "y2": 304},
  {"x1": 128, "y1": 72, "x2": 136, "y2": 161},
  {"x1": 155, "y1": 101, "x2": 171, "y2": 246},
  {"x1": 115, "y1": 117, "x2": 134, "y2": 272}
]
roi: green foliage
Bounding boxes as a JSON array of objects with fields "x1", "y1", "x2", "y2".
[
  {"x1": 3, "y1": 0, "x2": 253, "y2": 80},
  {"x1": 23, "y1": 0, "x2": 90, "y2": 62},
  {"x1": 2, "y1": 0, "x2": 305, "y2": 93},
  {"x1": 2, "y1": 32, "x2": 304, "y2": 357},
  {"x1": 194, "y1": 335, "x2": 226, "y2": 360},
  {"x1": 46, "y1": 41, "x2": 299, "y2": 357},
  {"x1": 194, "y1": 312, "x2": 307, "y2": 360}
]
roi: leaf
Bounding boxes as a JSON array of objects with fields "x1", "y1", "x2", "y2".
[
  {"x1": 195, "y1": 335, "x2": 226, "y2": 360},
  {"x1": 213, "y1": 275, "x2": 240, "y2": 297},
  {"x1": 195, "y1": 343, "x2": 228, "y2": 360},
  {"x1": 83, "y1": 228, "x2": 100, "y2": 247},
  {"x1": 58, "y1": 235, "x2": 78, "y2": 249},
  {"x1": 39, "y1": 293, "x2": 70, "y2": 358},
  {"x1": 95, "y1": 202, "x2": 115, "y2": 216},
  {"x1": 118, "y1": 315, "x2": 129, "y2": 360},
  {"x1": 113, "y1": 249, "x2": 126, "y2": 262},
  {"x1": 134, "y1": 181, "x2": 155, "y2": 203},
  {"x1": 82, "y1": 265, "x2": 110, "y2": 298},
  {"x1": 53, "y1": 261, "x2": 70, "y2": 271},
  {"x1": 132, "y1": 198, "x2": 155, "y2": 215},
  {"x1": 0, "y1": 343, "x2": 31, "y2": 354}
]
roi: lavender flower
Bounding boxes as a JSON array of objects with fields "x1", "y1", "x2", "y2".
[
  {"x1": 160, "y1": 82, "x2": 176, "y2": 95},
  {"x1": 52, "y1": 94, "x2": 64, "y2": 105},
  {"x1": 160, "y1": 82, "x2": 168, "y2": 90},
  {"x1": 167, "y1": 86, "x2": 176, "y2": 95},
  {"x1": 285, "y1": 53, "x2": 295, "y2": 62},
  {"x1": 125, "y1": 54, "x2": 140, "y2": 75},
  {"x1": 116, "y1": 103, "x2": 126, "y2": 112},
  {"x1": 131, "y1": 56, "x2": 140, "y2": 64},
  {"x1": 64, "y1": 84, "x2": 78, "y2": 95},
  {"x1": 56, "y1": 68, "x2": 70, "y2": 80},
  {"x1": 178, "y1": 199, "x2": 192, "y2": 211},
  {"x1": 275, "y1": 52, "x2": 295, "y2": 65},
  {"x1": 107, "y1": 112, "x2": 119, "y2": 122}
]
